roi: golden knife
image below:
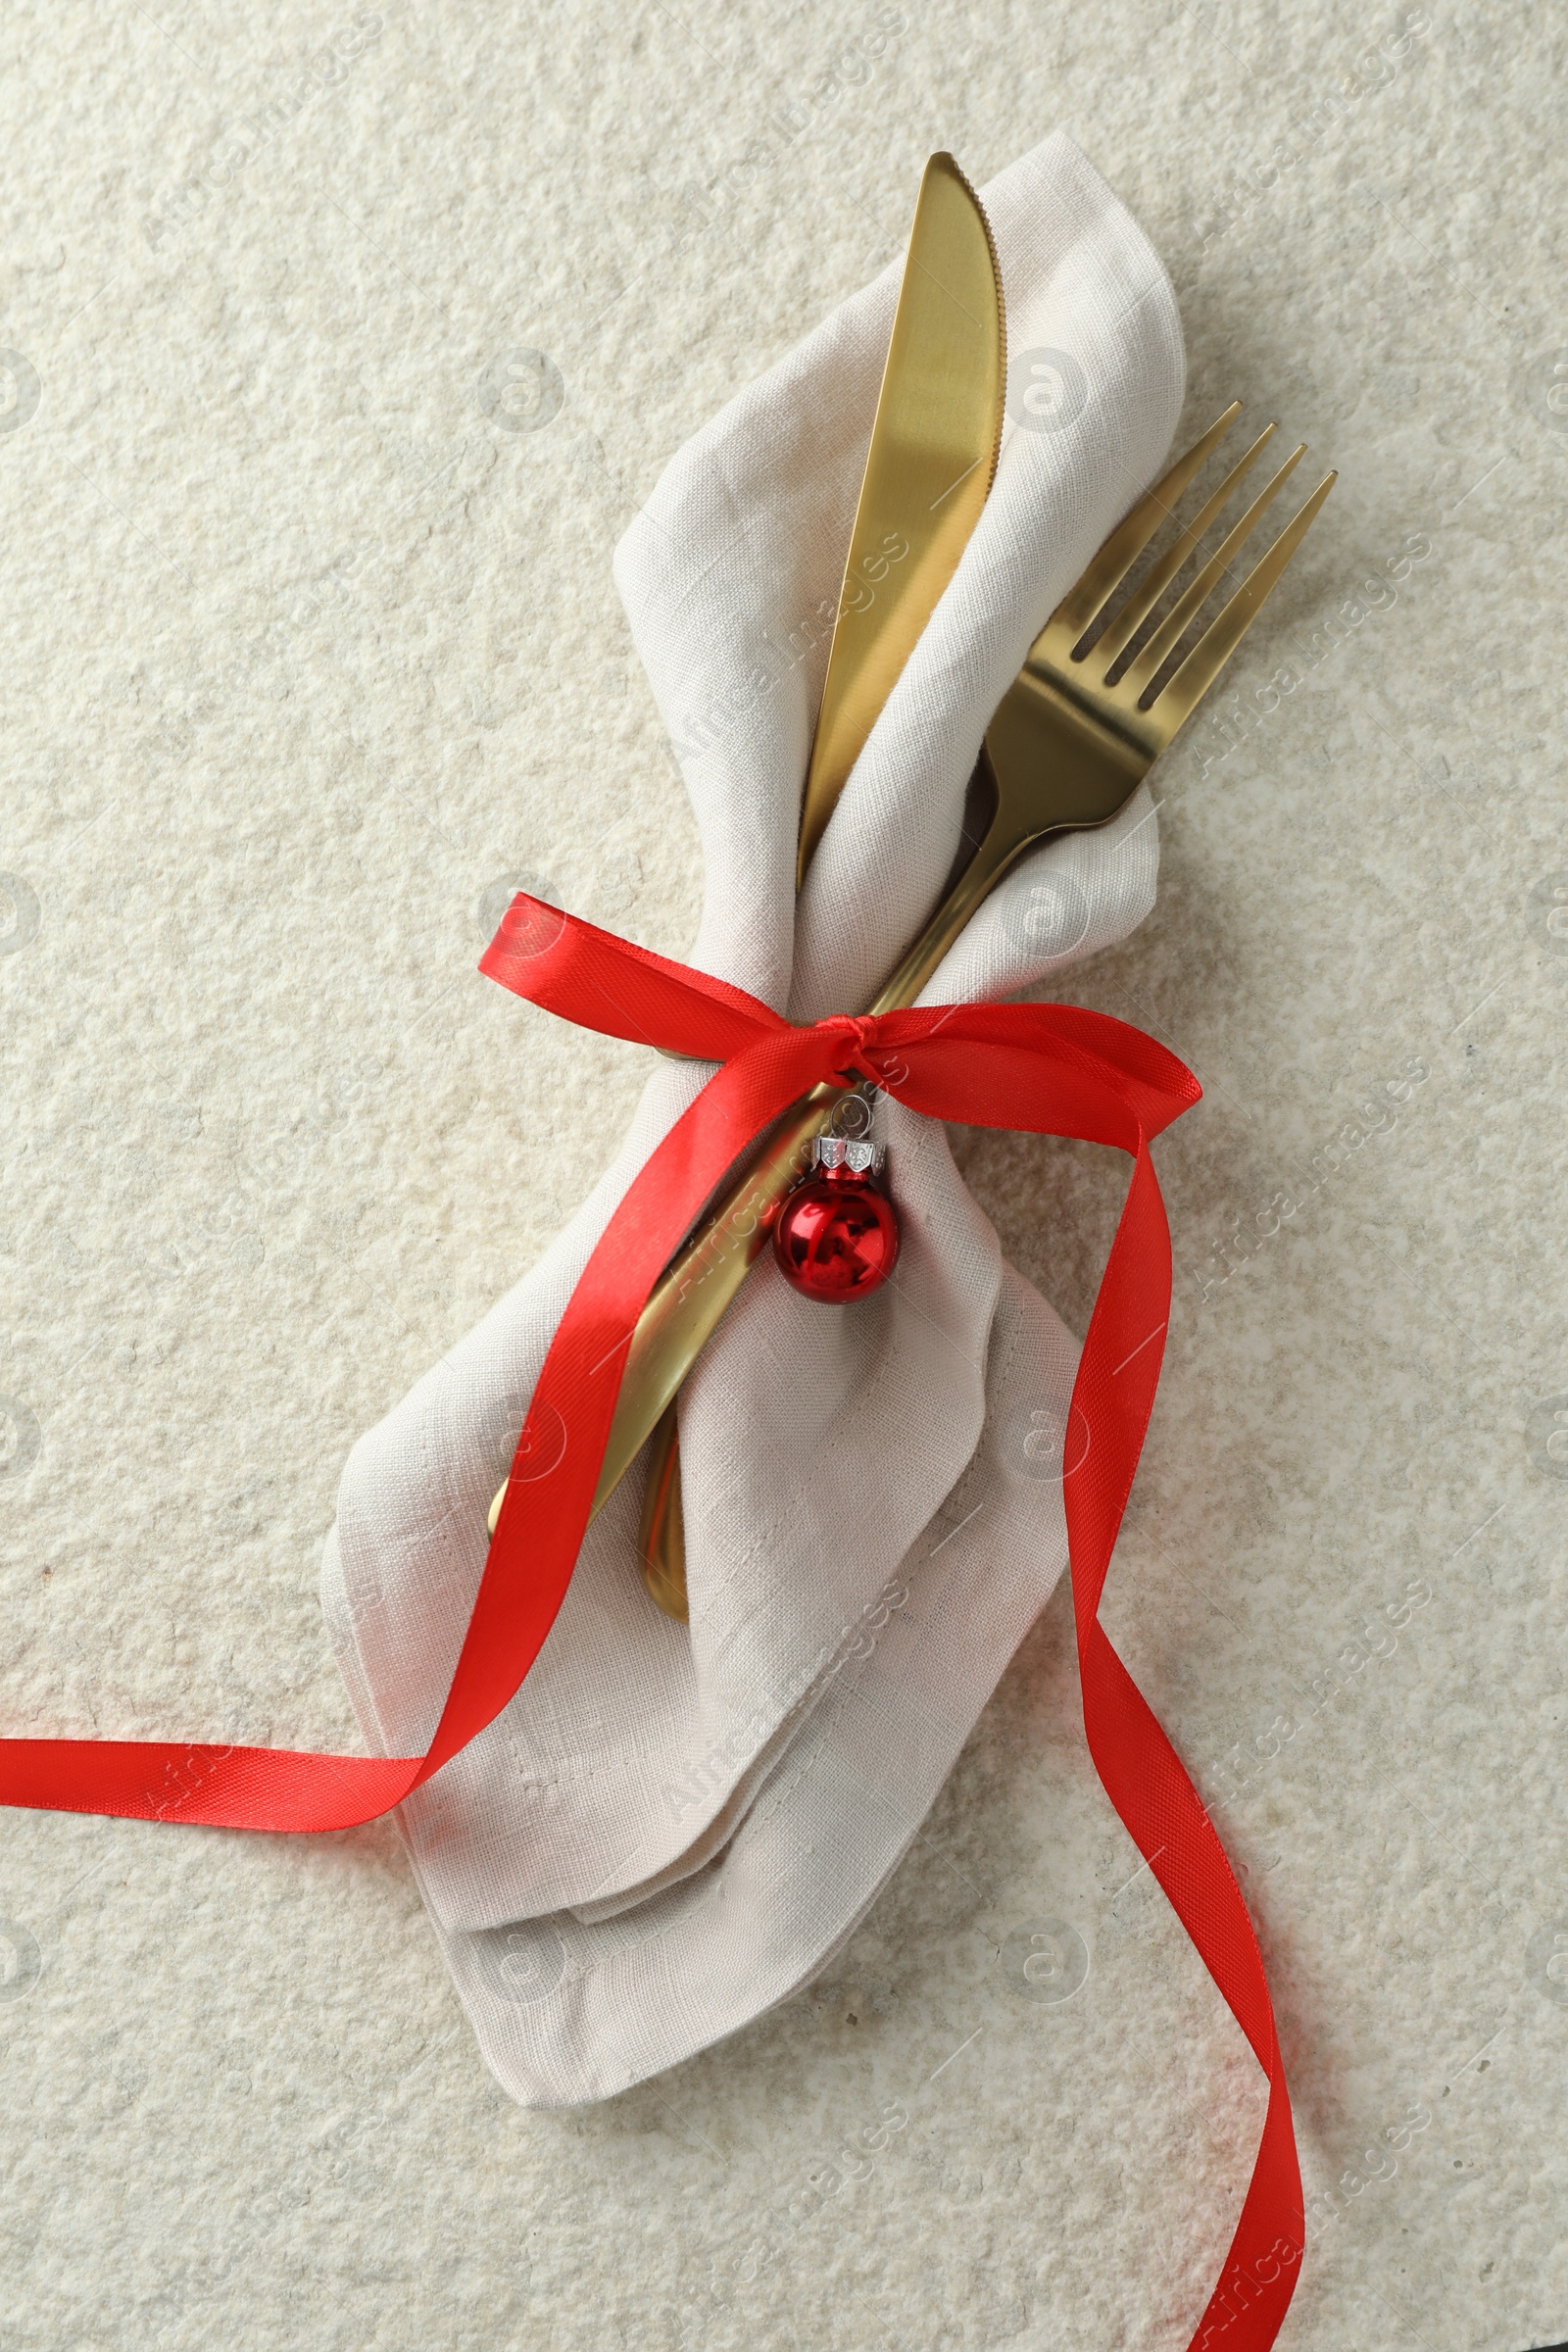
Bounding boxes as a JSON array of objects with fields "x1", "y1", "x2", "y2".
[{"x1": 488, "y1": 152, "x2": 1008, "y2": 1599}]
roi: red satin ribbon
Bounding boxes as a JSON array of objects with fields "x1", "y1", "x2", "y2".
[{"x1": 1, "y1": 896, "x2": 1301, "y2": 2349}]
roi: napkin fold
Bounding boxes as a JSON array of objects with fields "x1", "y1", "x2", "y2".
[{"x1": 322, "y1": 128, "x2": 1185, "y2": 2105}]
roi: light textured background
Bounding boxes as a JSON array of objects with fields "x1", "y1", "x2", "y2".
[{"x1": 0, "y1": 3, "x2": 1563, "y2": 2348}]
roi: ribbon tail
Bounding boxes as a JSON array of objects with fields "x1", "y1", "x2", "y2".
[
  {"x1": 1064, "y1": 1136, "x2": 1303, "y2": 2352},
  {"x1": 0, "y1": 1740, "x2": 422, "y2": 1833},
  {"x1": 0, "y1": 1029, "x2": 826, "y2": 1833}
]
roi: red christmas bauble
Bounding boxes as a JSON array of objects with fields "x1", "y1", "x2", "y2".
[{"x1": 772, "y1": 1140, "x2": 901, "y2": 1301}]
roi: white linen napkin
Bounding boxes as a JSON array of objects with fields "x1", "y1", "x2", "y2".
[{"x1": 322, "y1": 128, "x2": 1184, "y2": 2106}]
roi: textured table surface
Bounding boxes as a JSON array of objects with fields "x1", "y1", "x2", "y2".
[{"x1": 1, "y1": 3, "x2": 1564, "y2": 2348}]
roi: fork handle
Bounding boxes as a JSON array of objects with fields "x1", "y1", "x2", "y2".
[{"x1": 865, "y1": 754, "x2": 1035, "y2": 1013}]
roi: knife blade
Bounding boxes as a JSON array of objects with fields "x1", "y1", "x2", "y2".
[{"x1": 796, "y1": 150, "x2": 1006, "y2": 884}]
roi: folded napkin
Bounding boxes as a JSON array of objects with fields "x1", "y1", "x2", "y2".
[{"x1": 322, "y1": 129, "x2": 1185, "y2": 2105}]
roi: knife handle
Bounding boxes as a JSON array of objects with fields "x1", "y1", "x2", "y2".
[
  {"x1": 486, "y1": 1086, "x2": 845, "y2": 1542},
  {"x1": 591, "y1": 1086, "x2": 846, "y2": 1505}
]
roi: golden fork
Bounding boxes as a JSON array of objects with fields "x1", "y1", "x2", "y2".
[{"x1": 488, "y1": 402, "x2": 1336, "y2": 1614}]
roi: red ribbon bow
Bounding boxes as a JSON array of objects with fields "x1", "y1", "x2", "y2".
[{"x1": 0, "y1": 897, "x2": 1302, "y2": 2350}]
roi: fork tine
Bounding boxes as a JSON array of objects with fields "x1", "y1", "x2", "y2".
[
  {"x1": 1050, "y1": 401, "x2": 1241, "y2": 642},
  {"x1": 1088, "y1": 423, "x2": 1279, "y2": 668},
  {"x1": 1149, "y1": 470, "x2": 1338, "y2": 736},
  {"x1": 1118, "y1": 444, "x2": 1306, "y2": 697}
]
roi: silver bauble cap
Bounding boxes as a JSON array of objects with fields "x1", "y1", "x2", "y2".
[{"x1": 813, "y1": 1135, "x2": 882, "y2": 1174}]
